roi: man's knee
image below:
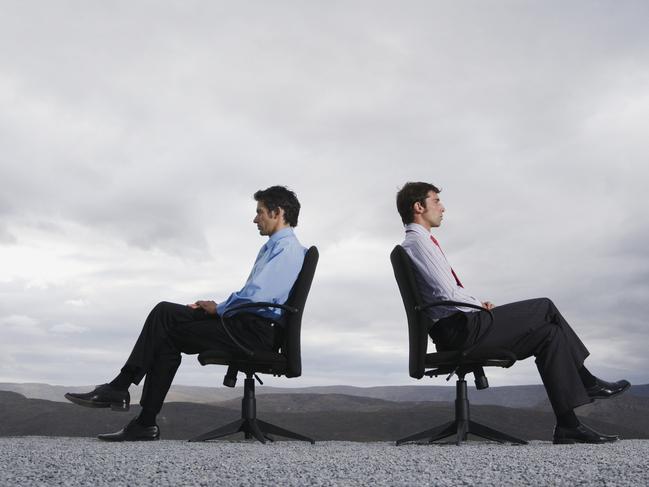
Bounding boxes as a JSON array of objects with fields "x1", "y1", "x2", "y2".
[
  {"x1": 153, "y1": 301, "x2": 174, "y2": 314},
  {"x1": 532, "y1": 297, "x2": 557, "y2": 314},
  {"x1": 147, "y1": 301, "x2": 178, "y2": 327}
]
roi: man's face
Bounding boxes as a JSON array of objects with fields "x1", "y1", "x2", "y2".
[
  {"x1": 417, "y1": 191, "x2": 445, "y2": 228},
  {"x1": 253, "y1": 201, "x2": 283, "y2": 236}
]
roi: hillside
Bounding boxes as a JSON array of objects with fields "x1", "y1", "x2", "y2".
[
  {"x1": 3, "y1": 382, "x2": 647, "y2": 408},
  {"x1": 1, "y1": 389, "x2": 647, "y2": 442}
]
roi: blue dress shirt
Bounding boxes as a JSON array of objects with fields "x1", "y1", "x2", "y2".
[{"x1": 216, "y1": 227, "x2": 307, "y2": 320}]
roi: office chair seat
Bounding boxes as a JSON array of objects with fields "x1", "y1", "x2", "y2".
[
  {"x1": 197, "y1": 349, "x2": 288, "y2": 376},
  {"x1": 425, "y1": 348, "x2": 516, "y2": 369}
]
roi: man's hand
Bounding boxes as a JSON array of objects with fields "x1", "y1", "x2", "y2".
[
  {"x1": 482, "y1": 301, "x2": 495, "y2": 310},
  {"x1": 188, "y1": 300, "x2": 218, "y2": 315}
]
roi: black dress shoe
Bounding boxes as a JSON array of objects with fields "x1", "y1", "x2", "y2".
[
  {"x1": 553, "y1": 423, "x2": 618, "y2": 444},
  {"x1": 64, "y1": 384, "x2": 130, "y2": 411},
  {"x1": 586, "y1": 379, "x2": 631, "y2": 400},
  {"x1": 98, "y1": 418, "x2": 160, "y2": 442}
]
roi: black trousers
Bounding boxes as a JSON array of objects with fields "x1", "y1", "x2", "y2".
[
  {"x1": 432, "y1": 297, "x2": 591, "y2": 415},
  {"x1": 121, "y1": 301, "x2": 277, "y2": 415}
]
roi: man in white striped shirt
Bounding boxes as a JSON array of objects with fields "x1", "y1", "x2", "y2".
[{"x1": 396, "y1": 181, "x2": 630, "y2": 444}]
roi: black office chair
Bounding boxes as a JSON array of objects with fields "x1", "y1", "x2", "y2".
[
  {"x1": 390, "y1": 245, "x2": 527, "y2": 446},
  {"x1": 189, "y1": 246, "x2": 318, "y2": 444}
]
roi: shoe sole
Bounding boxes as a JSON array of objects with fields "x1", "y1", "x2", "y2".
[
  {"x1": 64, "y1": 393, "x2": 130, "y2": 411},
  {"x1": 97, "y1": 435, "x2": 159, "y2": 442},
  {"x1": 553, "y1": 437, "x2": 618, "y2": 445}
]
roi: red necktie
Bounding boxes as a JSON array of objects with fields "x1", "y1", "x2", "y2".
[{"x1": 430, "y1": 235, "x2": 463, "y2": 288}]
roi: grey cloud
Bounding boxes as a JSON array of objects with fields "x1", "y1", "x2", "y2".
[
  {"x1": 1, "y1": 1, "x2": 648, "y2": 387},
  {"x1": 0, "y1": 226, "x2": 16, "y2": 244}
]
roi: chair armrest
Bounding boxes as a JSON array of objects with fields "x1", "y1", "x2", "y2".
[
  {"x1": 222, "y1": 302, "x2": 299, "y2": 318},
  {"x1": 416, "y1": 300, "x2": 487, "y2": 313},
  {"x1": 220, "y1": 302, "x2": 299, "y2": 357}
]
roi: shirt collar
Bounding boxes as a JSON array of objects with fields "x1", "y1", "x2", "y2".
[
  {"x1": 267, "y1": 226, "x2": 295, "y2": 244},
  {"x1": 404, "y1": 223, "x2": 431, "y2": 237}
]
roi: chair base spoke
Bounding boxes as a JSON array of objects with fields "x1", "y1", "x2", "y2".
[
  {"x1": 397, "y1": 419, "x2": 527, "y2": 446},
  {"x1": 188, "y1": 419, "x2": 247, "y2": 442},
  {"x1": 189, "y1": 417, "x2": 314, "y2": 444}
]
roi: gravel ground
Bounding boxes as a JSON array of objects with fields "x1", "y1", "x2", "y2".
[{"x1": 0, "y1": 437, "x2": 647, "y2": 486}]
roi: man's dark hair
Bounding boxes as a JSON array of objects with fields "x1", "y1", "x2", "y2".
[
  {"x1": 396, "y1": 181, "x2": 441, "y2": 225},
  {"x1": 254, "y1": 185, "x2": 301, "y2": 227}
]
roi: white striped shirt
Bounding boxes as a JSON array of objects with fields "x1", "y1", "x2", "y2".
[{"x1": 401, "y1": 223, "x2": 482, "y2": 320}]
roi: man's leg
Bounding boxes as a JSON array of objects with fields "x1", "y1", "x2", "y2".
[
  {"x1": 136, "y1": 305, "x2": 276, "y2": 419},
  {"x1": 98, "y1": 302, "x2": 239, "y2": 441},
  {"x1": 66, "y1": 301, "x2": 276, "y2": 440},
  {"x1": 117, "y1": 301, "x2": 205, "y2": 387},
  {"x1": 80, "y1": 300, "x2": 209, "y2": 419},
  {"x1": 64, "y1": 301, "x2": 198, "y2": 420},
  {"x1": 459, "y1": 297, "x2": 623, "y2": 443},
  {"x1": 466, "y1": 297, "x2": 591, "y2": 414}
]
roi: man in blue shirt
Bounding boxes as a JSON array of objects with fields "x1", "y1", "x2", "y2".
[{"x1": 65, "y1": 186, "x2": 307, "y2": 441}]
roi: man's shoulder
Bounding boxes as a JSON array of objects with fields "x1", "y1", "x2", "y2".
[
  {"x1": 401, "y1": 232, "x2": 426, "y2": 249},
  {"x1": 401, "y1": 233, "x2": 434, "y2": 264}
]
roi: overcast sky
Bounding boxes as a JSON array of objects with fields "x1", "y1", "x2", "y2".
[{"x1": 1, "y1": 1, "x2": 648, "y2": 391}]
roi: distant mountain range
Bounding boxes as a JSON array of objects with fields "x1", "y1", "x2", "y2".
[
  {"x1": 1, "y1": 382, "x2": 648, "y2": 442},
  {"x1": 2, "y1": 381, "x2": 648, "y2": 408}
]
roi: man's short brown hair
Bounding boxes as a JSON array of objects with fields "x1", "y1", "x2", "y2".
[
  {"x1": 254, "y1": 185, "x2": 301, "y2": 227},
  {"x1": 396, "y1": 182, "x2": 441, "y2": 225}
]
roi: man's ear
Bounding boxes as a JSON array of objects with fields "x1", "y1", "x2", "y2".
[
  {"x1": 274, "y1": 207, "x2": 286, "y2": 222},
  {"x1": 412, "y1": 201, "x2": 424, "y2": 214}
]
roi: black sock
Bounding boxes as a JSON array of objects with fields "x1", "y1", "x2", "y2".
[
  {"x1": 578, "y1": 366, "x2": 597, "y2": 388},
  {"x1": 136, "y1": 408, "x2": 157, "y2": 427},
  {"x1": 109, "y1": 371, "x2": 133, "y2": 392},
  {"x1": 556, "y1": 410, "x2": 580, "y2": 428}
]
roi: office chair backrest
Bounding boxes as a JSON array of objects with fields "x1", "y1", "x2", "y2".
[
  {"x1": 390, "y1": 245, "x2": 429, "y2": 379},
  {"x1": 282, "y1": 246, "x2": 319, "y2": 378}
]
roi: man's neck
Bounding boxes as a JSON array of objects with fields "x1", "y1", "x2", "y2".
[
  {"x1": 409, "y1": 221, "x2": 432, "y2": 232},
  {"x1": 268, "y1": 225, "x2": 292, "y2": 238}
]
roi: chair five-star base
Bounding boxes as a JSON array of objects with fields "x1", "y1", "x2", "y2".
[
  {"x1": 396, "y1": 378, "x2": 527, "y2": 446},
  {"x1": 188, "y1": 375, "x2": 314, "y2": 444}
]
